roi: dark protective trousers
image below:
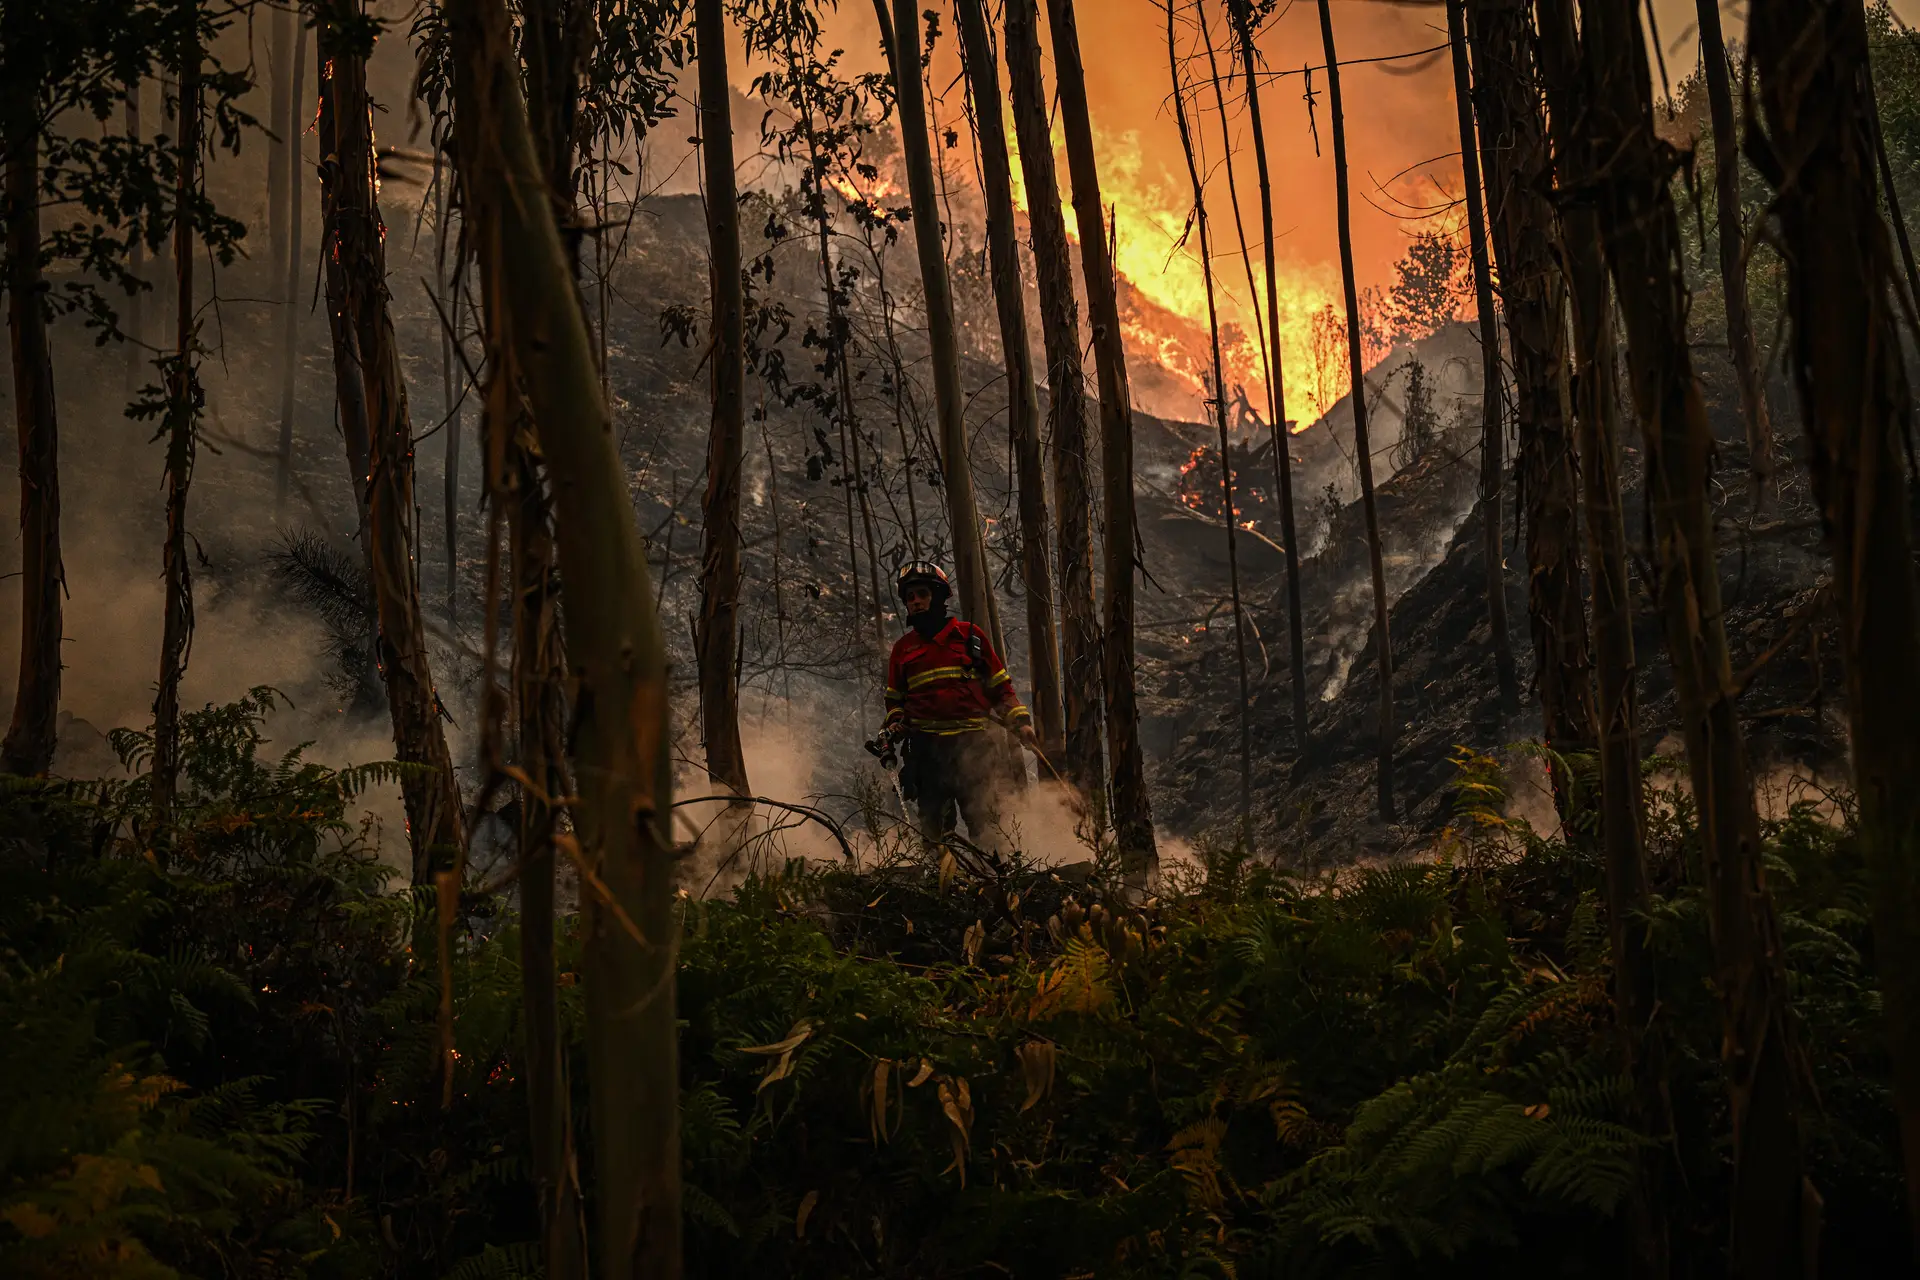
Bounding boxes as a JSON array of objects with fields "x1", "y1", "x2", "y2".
[{"x1": 901, "y1": 729, "x2": 1004, "y2": 845}]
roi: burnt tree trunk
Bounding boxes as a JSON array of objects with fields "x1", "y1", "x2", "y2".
[
  {"x1": 693, "y1": 0, "x2": 749, "y2": 796},
  {"x1": 1006, "y1": 0, "x2": 1103, "y2": 796},
  {"x1": 448, "y1": 0, "x2": 681, "y2": 1265},
  {"x1": 319, "y1": 0, "x2": 466, "y2": 883},
  {"x1": 1318, "y1": 0, "x2": 1395, "y2": 818},
  {"x1": 151, "y1": 7, "x2": 200, "y2": 829},
  {"x1": 1581, "y1": 0, "x2": 1819, "y2": 1268},
  {"x1": 1170, "y1": 0, "x2": 1252, "y2": 833},
  {"x1": 956, "y1": 0, "x2": 1063, "y2": 766},
  {"x1": 1465, "y1": 0, "x2": 1593, "y2": 800},
  {"x1": 1535, "y1": 0, "x2": 1673, "y2": 1265},
  {"x1": 1750, "y1": 0, "x2": 1920, "y2": 1251},
  {"x1": 1047, "y1": 0, "x2": 1157, "y2": 870},
  {"x1": 1447, "y1": 0, "x2": 1520, "y2": 721},
  {"x1": 2, "y1": 33, "x2": 63, "y2": 778},
  {"x1": 1226, "y1": 0, "x2": 1308, "y2": 751},
  {"x1": 274, "y1": 22, "x2": 306, "y2": 520},
  {"x1": 882, "y1": 0, "x2": 995, "y2": 634},
  {"x1": 1695, "y1": 0, "x2": 1774, "y2": 479}
]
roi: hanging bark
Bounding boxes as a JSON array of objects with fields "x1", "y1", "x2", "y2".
[
  {"x1": 2, "y1": 31, "x2": 63, "y2": 778},
  {"x1": 268, "y1": 2, "x2": 295, "y2": 284},
  {"x1": 955, "y1": 0, "x2": 1064, "y2": 766},
  {"x1": 1694, "y1": 0, "x2": 1774, "y2": 481},
  {"x1": 274, "y1": 22, "x2": 306, "y2": 520},
  {"x1": 448, "y1": 0, "x2": 680, "y2": 1267},
  {"x1": 151, "y1": 5, "x2": 200, "y2": 829},
  {"x1": 1464, "y1": 0, "x2": 1592, "y2": 800},
  {"x1": 1534, "y1": 0, "x2": 1673, "y2": 1265},
  {"x1": 1225, "y1": 0, "x2": 1309, "y2": 751},
  {"x1": 1317, "y1": 0, "x2": 1395, "y2": 818},
  {"x1": 1748, "y1": 0, "x2": 1920, "y2": 1251},
  {"x1": 1169, "y1": 0, "x2": 1252, "y2": 833},
  {"x1": 1046, "y1": 0, "x2": 1157, "y2": 869},
  {"x1": 317, "y1": 0, "x2": 466, "y2": 884},
  {"x1": 878, "y1": 0, "x2": 994, "y2": 635},
  {"x1": 692, "y1": 0, "x2": 750, "y2": 796},
  {"x1": 1446, "y1": 0, "x2": 1519, "y2": 721},
  {"x1": 1580, "y1": 0, "x2": 1819, "y2": 1268},
  {"x1": 1005, "y1": 0, "x2": 1103, "y2": 795}
]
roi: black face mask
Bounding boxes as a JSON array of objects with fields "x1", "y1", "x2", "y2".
[{"x1": 907, "y1": 601, "x2": 949, "y2": 639}]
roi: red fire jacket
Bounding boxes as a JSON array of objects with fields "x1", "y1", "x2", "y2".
[{"x1": 883, "y1": 618, "x2": 1030, "y2": 736}]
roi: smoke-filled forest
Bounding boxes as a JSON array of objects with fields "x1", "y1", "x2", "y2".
[{"x1": 8, "y1": 0, "x2": 1920, "y2": 1272}]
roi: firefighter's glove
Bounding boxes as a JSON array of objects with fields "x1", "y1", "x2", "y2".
[{"x1": 863, "y1": 734, "x2": 899, "y2": 770}]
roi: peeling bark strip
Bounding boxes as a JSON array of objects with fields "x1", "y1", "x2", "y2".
[
  {"x1": 1226, "y1": 0, "x2": 1309, "y2": 752},
  {"x1": 1535, "y1": 0, "x2": 1672, "y2": 1265},
  {"x1": 1446, "y1": 0, "x2": 1519, "y2": 723},
  {"x1": 879, "y1": 0, "x2": 995, "y2": 636},
  {"x1": 1695, "y1": 0, "x2": 1773, "y2": 481},
  {"x1": 317, "y1": 0, "x2": 465, "y2": 884},
  {"x1": 1168, "y1": 0, "x2": 1252, "y2": 832},
  {"x1": 2, "y1": 21, "x2": 63, "y2": 778},
  {"x1": 1463, "y1": 0, "x2": 1591, "y2": 797},
  {"x1": 1317, "y1": 0, "x2": 1395, "y2": 820},
  {"x1": 447, "y1": 0, "x2": 681, "y2": 1268},
  {"x1": 152, "y1": 3, "x2": 200, "y2": 831},
  {"x1": 1578, "y1": 0, "x2": 1819, "y2": 1268},
  {"x1": 1005, "y1": 0, "x2": 1104, "y2": 797},
  {"x1": 693, "y1": 0, "x2": 749, "y2": 797},
  {"x1": 1045, "y1": 0, "x2": 1157, "y2": 871},
  {"x1": 956, "y1": 0, "x2": 1064, "y2": 766},
  {"x1": 1748, "y1": 0, "x2": 1920, "y2": 1251}
]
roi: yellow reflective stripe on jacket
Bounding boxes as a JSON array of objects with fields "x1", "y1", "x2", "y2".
[
  {"x1": 983, "y1": 668, "x2": 1011, "y2": 689},
  {"x1": 1003, "y1": 702, "x2": 1031, "y2": 724},
  {"x1": 905, "y1": 664, "x2": 970, "y2": 691},
  {"x1": 907, "y1": 716, "x2": 992, "y2": 733}
]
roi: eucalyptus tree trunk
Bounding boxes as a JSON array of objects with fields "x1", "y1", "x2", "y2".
[
  {"x1": 1445, "y1": 0, "x2": 1518, "y2": 721},
  {"x1": 1535, "y1": 1, "x2": 1672, "y2": 1265},
  {"x1": 1005, "y1": 0, "x2": 1103, "y2": 796},
  {"x1": 318, "y1": 0, "x2": 466, "y2": 884},
  {"x1": 268, "y1": 2, "x2": 294, "y2": 281},
  {"x1": 1695, "y1": 0, "x2": 1774, "y2": 479},
  {"x1": 1749, "y1": 0, "x2": 1920, "y2": 1249},
  {"x1": 448, "y1": 0, "x2": 681, "y2": 1269},
  {"x1": 274, "y1": 23, "x2": 306, "y2": 520},
  {"x1": 1170, "y1": 0, "x2": 1251, "y2": 834},
  {"x1": 151, "y1": 9, "x2": 200, "y2": 830},
  {"x1": 693, "y1": 0, "x2": 749, "y2": 796},
  {"x1": 125, "y1": 87, "x2": 146, "y2": 399},
  {"x1": 955, "y1": 0, "x2": 1064, "y2": 765},
  {"x1": 1317, "y1": 0, "x2": 1394, "y2": 819},
  {"x1": 1581, "y1": 0, "x2": 1818, "y2": 1267},
  {"x1": 879, "y1": 0, "x2": 994, "y2": 634},
  {"x1": 1046, "y1": 0, "x2": 1157, "y2": 870},
  {"x1": 2, "y1": 34, "x2": 62, "y2": 778},
  {"x1": 1226, "y1": 0, "x2": 1308, "y2": 750},
  {"x1": 1464, "y1": 0, "x2": 1592, "y2": 802}
]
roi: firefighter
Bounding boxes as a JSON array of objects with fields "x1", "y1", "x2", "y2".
[{"x1": 879, "y1": 561, "x2": 1036, "y2": 844}]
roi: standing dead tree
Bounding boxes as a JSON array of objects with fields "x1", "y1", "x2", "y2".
[
  {"x1": 1169, "y1": 0, "x2": 1252, "y2": 833},
  {"x1": 1580, "y1": 0, "x2": 1819, "y2": 1268},
  {"x1": 1225, "y1": 0, "x2": 1309, "y2": 751},
  {"x1": 1, "y1": 4, "x2": 63, "y2": 777},
  {"x1": 1695, "y1": 0, "x2": 1773, "y2": 480},
  {"x1": 694, "y1": 0, "x2": 750, "y2": 797},
  {"x1": 955, "y1": 0, "x2": 1064, "y2": 766},
  {"x1": 1005, "y1": 0, "x2": 1104, "y2": 797},
  {"x1": 1749, "y1": 0, "x2": 1920, "y2": 1249},
  {"x1": 317, "y1": 0, "x2": 465, "y2": 884},
  {"x1": 448, "y1": 0, "x2": 681, "y2": 1270},
  {"x1": 1446, "y1": 0, "x2": 1519, "y2": 721},
  {"x1": 1317, "y1": 0, "x2": 1395, "y2": 819},
  {"x1": 151, "y1": 0, "x2": 201, "y2": 830},
  {"x1": 1535, "y1": 0, "x2": 1673, "y2": 1264},
  {"x1": 878, "y1": 0, "x2": 995, "y2": 634},
  {"x1": 274, "y1": 18, "x2": 307, "y2": 520},
  {"x1": 1465, "y1": 0, "x2": 1592, "y2": 799},
  {"x1": 1047, "y1": 0, "x2": 1158, "y2": 871}
]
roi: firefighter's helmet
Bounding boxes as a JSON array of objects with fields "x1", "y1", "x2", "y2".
[{"x1": 895, "y1": 560, "x2": 952, "y2": 605}]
